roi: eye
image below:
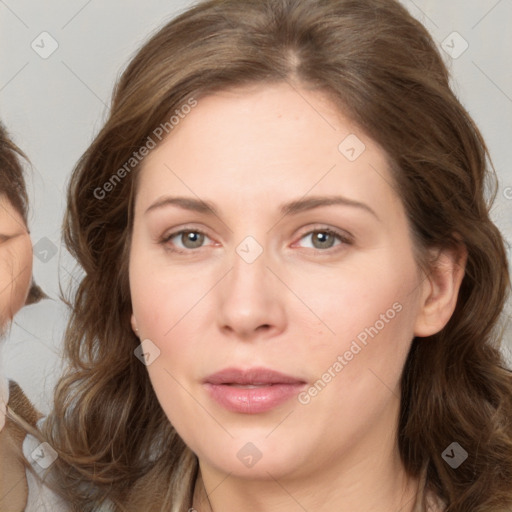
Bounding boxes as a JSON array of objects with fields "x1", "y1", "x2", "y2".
[
  {"x1": 161, "y1": 229, "x2": 213, "y2": 252},
  {"x1": 159, "y1": 226, "x2": 350, "y2": 253},
  {"x1": 295, "y1": 228, "x2": 350, "y2": 251},
  {"x1": 0, "y1": 233, "x2": 15, "y2": 244}
]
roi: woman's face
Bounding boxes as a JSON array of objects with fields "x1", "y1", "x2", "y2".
[
  {"x1": 0, "y1": 194, "x2": 32, "y2": 333},
  {"x1": 129, "y1": 83, "x2": 432, "y2": 481}
]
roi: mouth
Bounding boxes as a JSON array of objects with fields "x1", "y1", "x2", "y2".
[
  {"x1": 222, "y1": 384, "x2": 278, "y2": 388},
  {"x1": 204, "y1": 367, "x2": 306, "y2": 386},
  {"x1": 203, "y1": 367, "x2": 307, "y2": 414}
]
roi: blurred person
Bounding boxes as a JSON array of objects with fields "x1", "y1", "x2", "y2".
[{"x1": 0, "y1": 122, "x2": 46, "y2": 511}]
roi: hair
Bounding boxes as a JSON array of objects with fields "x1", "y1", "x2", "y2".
[
  {"x1": 0, "y1": 123, "x2": 46, "y2": 307},
  {"x1": 40, "y1": 0, "x2": 512, "y2": 510}
]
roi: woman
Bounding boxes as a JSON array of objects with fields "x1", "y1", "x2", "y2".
[
  {"x1": 38, "y1": 0, "x2": 512, "y2": 510},
  {"x1": 0, "y1": 123, "x2": 46, "y2": 511}
]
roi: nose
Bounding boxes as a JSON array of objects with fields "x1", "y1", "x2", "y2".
[{"x1": 216, "y1": 245, "x2": 287, "y2": 341}]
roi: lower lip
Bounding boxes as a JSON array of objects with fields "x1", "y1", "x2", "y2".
[{"x1": 204, "y1": 383, "x2": 306, "y2": 414}]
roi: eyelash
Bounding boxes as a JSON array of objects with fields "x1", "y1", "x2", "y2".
[{"x1": 159, "y1": 226, "x2": 352, "y2": 255}]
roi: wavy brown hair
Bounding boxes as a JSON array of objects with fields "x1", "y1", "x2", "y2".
[{"x1": 41, "y1": 0, "x2": 512, "y2": 510}]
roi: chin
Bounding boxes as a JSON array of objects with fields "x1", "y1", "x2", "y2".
[{"x1": 194, "y1": 434, "x2": 309, "y2": 480}]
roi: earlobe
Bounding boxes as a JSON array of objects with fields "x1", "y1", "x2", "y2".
[
  {"x1": 413, "y1": 244, "x2": 467, "y2": 338},
  {"x1": 130, "y1": 314, "x2": 139, "y2": 337}
]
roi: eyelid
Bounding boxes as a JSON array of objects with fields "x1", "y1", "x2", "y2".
[{"x1": 161, "y1": 226, "x2": 210, "y2": 242}]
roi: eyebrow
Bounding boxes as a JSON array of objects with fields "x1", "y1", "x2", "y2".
[
  {"x1": 145, "y1": 196, "x2": 219, "y2": 216},
  {"x1": 144, "y1": 195, "x2": 379, "y2": 220},
  {"x1": 279, "y1": 196, "x2": 379, "y2": 220}
]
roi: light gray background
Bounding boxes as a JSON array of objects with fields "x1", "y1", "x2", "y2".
[{"x1": 1, "y1": 0, "x2": 511, "y2": 414}]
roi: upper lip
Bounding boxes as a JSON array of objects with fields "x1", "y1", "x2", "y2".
[{"x1": 204, "y1": 367, "x2": 306, "y2": 385}]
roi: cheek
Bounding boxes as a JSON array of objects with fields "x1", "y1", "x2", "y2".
[
  {"x1": 130, "y1": 259, "x2": 212, "y2": 340},
  {"x1": 129, "y1": 257, "x2": 194, "y2": 431},
  {"x1": 128, "y1": 241, "x2": 213, "y2": 389},
  {"x1": 290, "y1": 250, "x2": 420, "y2": 402},
  {"x1": 131, "y1": 269, "x2": 209, "y2": 439},
  {"x1": 0, "y1": 235, "x2": 33, "y2": 324},
  {"x1": 289, "y1": 277, "x2": 418, "y2": 454},
  {"x1": 288, "y1": 249, "x2": 419, "y2": 351}
]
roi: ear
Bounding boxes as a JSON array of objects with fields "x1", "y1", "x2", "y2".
[
  {"x1": 413, "y1": 243, "x2": 467, "y2": 337},
  {"x1": 130, "y1": 314, "x2": 139, "y2": 337}
]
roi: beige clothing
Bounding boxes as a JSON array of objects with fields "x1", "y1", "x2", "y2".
[
  {"x1": 0, "y1": 380, "x2": 69, "y2": 511},
  {"x1": 0, "y1": 381, "x2": 40, "y2": 512}
]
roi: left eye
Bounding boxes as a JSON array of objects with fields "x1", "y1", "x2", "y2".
[{"x1": 296, "y1": 229, "x2": 346, "y2": 250}]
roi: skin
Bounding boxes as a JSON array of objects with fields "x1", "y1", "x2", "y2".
[
  {"x1": 0, "y1": 194, "x2": 33, "y2": 430},
  {"x1": 129, "y1": 82, "x2": 465, "y2": 512}
]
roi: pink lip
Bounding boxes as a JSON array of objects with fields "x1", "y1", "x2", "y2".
[{"x1": 203, "y1": 367, "x2": 306, "y2": 414}]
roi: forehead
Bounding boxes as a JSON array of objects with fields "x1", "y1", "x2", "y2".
[{"x1": 135, "y1": 82, "x2": 401, "y2": 216}]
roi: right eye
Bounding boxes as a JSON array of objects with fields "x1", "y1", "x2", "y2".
[{"x1": 160, "y1": 228, "x2": 215, "y2": 253}]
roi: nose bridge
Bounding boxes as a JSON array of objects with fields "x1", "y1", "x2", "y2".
[
  {"x1": 228, "y1": 235, "x2": 271, "y2": 300},
  {"x1": 215, "y1": 234, "x2": 286, "y2": 336}
]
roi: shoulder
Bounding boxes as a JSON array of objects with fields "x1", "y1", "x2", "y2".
[
  {"x1": 0, "y1": 417, "x2": 28, "y2": 511},
  {"x1": 0, "y1": 380, "x2": 40, "y2": 511},
  {"x1": 0, "y1": 380, "x2": 73, "y2": 512},
  {"x1": 0, "y1": 381, "x2": 111, "y2": 512}
]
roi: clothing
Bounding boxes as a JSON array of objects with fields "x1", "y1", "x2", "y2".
[
  {"x1": 0, "y1": 380, "x2": 41, "y2": 511},
  {"x1": 0, "y1": 372, "x2": 8, "y2": 431},
  {"x1": 0, "y1": 380, "x2": 68, "y2": 511}
]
